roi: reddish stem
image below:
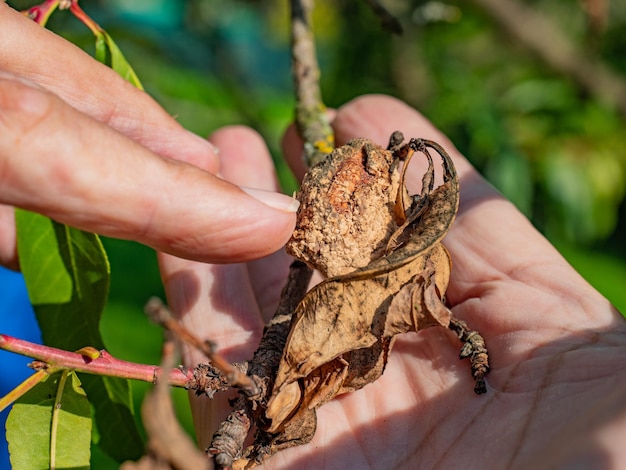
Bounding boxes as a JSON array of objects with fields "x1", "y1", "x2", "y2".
[
  {"x1": 22, "y1": 0, "x2": 61, "y2": 26},
  {"x1": 23, "y1": 0, "x2": 104, "y2": 35},
  {"x1": 0, "y1": 334, "x2": 190, "y2": 387},
  {"x1": 69, "y1": 0, "x2": 104, "y2": 35}
]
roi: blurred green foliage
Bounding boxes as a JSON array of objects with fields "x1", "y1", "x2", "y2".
[{"x1": 7, "y1": 0, "x2": 626, "y2": 466}]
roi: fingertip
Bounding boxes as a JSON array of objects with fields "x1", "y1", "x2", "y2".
[
  {"x1": 157, "y1": 126, "x2": 299, "y2": 262},
  {"x1": 210, "y1": 125, "x2": 263, "y2": 147},
  {"x1": 210, "y1": 125, "x2": 267, "y2": 156},
  {"x1": 193, "y1": 199, "x2": 297, "y2": 264}
]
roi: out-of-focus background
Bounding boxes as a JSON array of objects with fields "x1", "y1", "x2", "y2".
[{"x1": 1, "y1": 0, "x2": 625, "y2": 468}]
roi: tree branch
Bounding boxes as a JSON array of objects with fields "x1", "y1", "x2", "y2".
[
  {"x1": 291, "y1": 0, "x2": 335, "y2": 167},
  {"x1": 145, "y1": 297, "x2": 259, "y2": 398}
]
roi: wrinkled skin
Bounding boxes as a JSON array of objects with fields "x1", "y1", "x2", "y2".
[
  {"x1": 165, "y1": 95, "x2": 626, "y2": 470},
  {"x1": 0, "y1": 4, "x2": 296, "y2": 269},
  {"x1": 286, "y1": 138, "x2": 405, "y2": 277}
]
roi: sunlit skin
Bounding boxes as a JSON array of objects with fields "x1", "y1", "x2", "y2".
[
  {"x1": 0, "y1": 4, "x2": 297, "y2": 270},
  {"x1": 2, "y1": 3, "x2": 626, "y2": 468},
  {"x1": 165, "y1": 95, "x2": 626, "y2": 469}
]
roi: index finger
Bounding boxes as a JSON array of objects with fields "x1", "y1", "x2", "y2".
[{"x1": 0, "y1": 77, "x2": 297, "y2": 264}]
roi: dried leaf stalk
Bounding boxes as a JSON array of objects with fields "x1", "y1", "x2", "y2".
[{"x1": 121, "y1": 330, "x2": 211, "y2": 470}]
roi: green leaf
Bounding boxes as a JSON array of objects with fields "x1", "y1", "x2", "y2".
[
  {"x1": 15, "y1": 210, "x2": 144, "y2": 462},
  {"x1": 93, "y1": 30, "x2": 144, "y2": 90},
  {"x1": 94, "y1": 33, "x2": 109, "y2": 66},
  {"x1": 6, "y1": 371, "x2": 91, "y2": 470},
  {"x1": 15, "y1": 211, "x2": 110, "y2": 348}
]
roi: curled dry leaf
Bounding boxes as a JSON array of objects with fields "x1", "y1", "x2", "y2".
[{"x1": 208, "y1": 133, "x2": 490, "y2": 468}]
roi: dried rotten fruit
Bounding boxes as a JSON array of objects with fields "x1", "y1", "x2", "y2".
[
  {"x1": 286, "y1": 137, "x2": 405, "y2": 277},
  {"x1": 208, "y1": 132, "x2": 490, "y2": 469}
]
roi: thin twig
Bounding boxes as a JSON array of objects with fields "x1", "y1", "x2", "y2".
[
  {"x1": 0, "y1": 369, "x2": 48, "y2": 413},
  {"x1": 67, "y1": 0, "x2": 104, "y2": 35},
  {"x1": 247, "y1": 260, "x2": 313, "y2": 381},
  {"x1": 291, "y1": 0, "x2": 335, "y2": 167},
  {"x1": 139, "y1": 337, "x2": 212, "y2": 469},
  {"x1": 145, "y1": 297, "x2": 260, "y2": 398},
  {"x1": 209, "y1": 261, "x2": 313, "y2": 468}
]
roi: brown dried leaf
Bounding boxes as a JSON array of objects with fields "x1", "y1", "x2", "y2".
[
  {"x1": 266, "y1": 245, "x2": 452, "y2": 432},
  {"x1": 265, "y1": 137, "x2": 459, "y2": 434}
]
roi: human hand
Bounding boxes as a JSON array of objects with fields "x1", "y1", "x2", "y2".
[
  {"x1": 0, "y1": 4, "x2": 297, "y2": 270},
  {"x1": 171, "y1": 94, "x2": 626, "y2": 469}
]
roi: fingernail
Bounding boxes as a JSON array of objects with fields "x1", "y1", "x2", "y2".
[{"x1": 240, "y1": 186, "x2": 299, "y2": 213}]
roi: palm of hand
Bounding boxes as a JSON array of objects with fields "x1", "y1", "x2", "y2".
[
  {"x1": 261, "y1": 188, "x2": 625, "y2": 470},
  {"x1": 160, "y1": 97, "x2": 626, "y2": 469}
]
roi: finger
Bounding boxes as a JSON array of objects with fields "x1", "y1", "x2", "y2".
[
  {"x1": 210, "y1": 126, "x2": 294, "y2": 321},
  {"x1": 0, "y1": 77, "x2": 297, "y2": 263},
  {"x1": 0, "y1": 5, "x2": 219, "y2": 172},
  {"x1": 160, "y1": 126, "x2": 289, "y2": 355},
  {"x1": 160, "y1": 126, "x2": 294, "y2": 356}
]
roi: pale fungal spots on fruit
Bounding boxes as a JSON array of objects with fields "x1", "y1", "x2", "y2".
[{"x1": 287, "y1": 138, "x2": 404, "y2": 277}]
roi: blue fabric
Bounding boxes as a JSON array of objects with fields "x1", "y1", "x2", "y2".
[{"x1": 0, "y1": 267, "x2": 41, "y2": 470}]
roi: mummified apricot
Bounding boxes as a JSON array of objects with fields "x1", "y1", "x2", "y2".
[{"x1": 286, "y1": 138, "x2": 406, "y2": 277}]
